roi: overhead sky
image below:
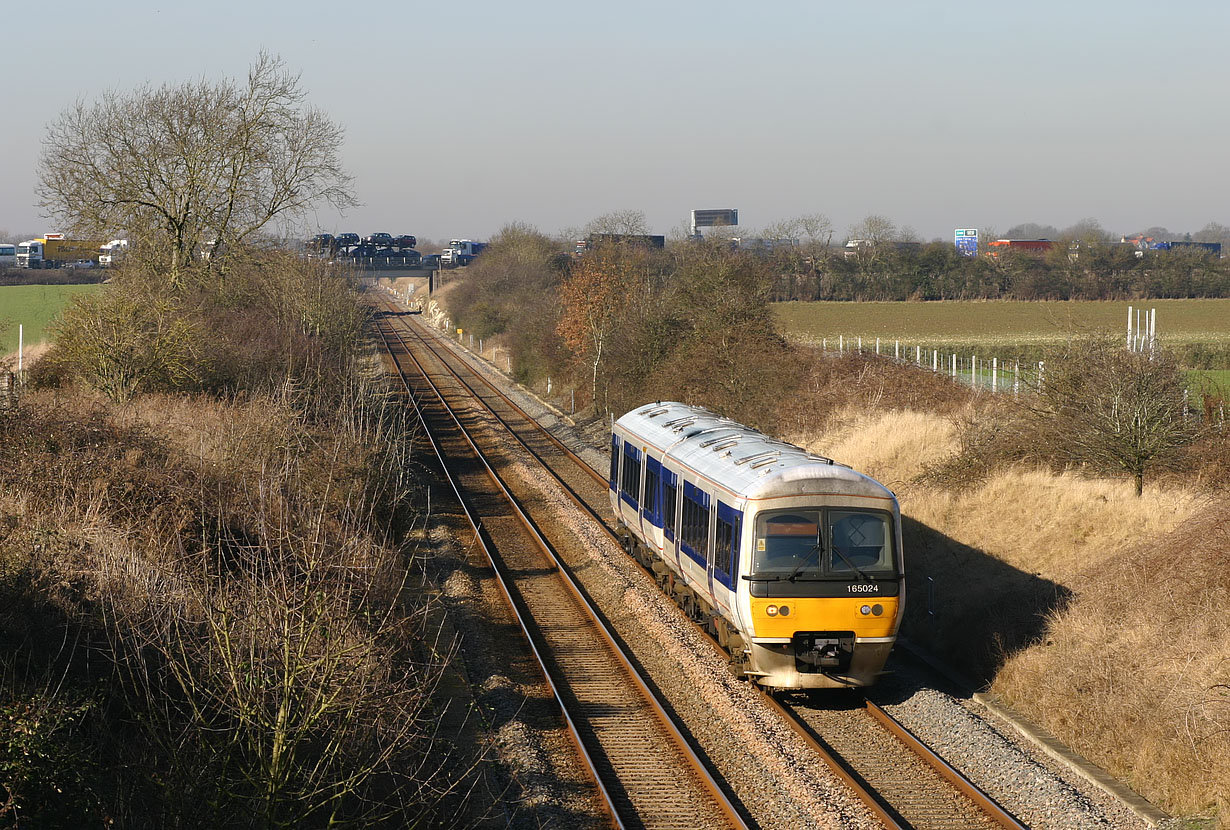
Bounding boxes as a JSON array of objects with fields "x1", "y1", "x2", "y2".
[{"x1": 3, "y1": 0, "x2": 1228, "y2": 244}]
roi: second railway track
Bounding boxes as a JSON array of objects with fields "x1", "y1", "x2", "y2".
[{"x1": 373, "y1": 304, "x2": 748, "y2": 830}]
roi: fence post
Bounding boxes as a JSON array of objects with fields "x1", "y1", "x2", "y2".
[
  {"x1": 895, "y1": 340, "x2": 900, "y2": 360},
  {"x1": 1014, "y1": 361, "x2": 1020, "y2": 395},
  {"x1": 839, "y1": 335, "x2": 844, "y2": 355},
  {"x1": 951, "y1": 353, "x2": 956, "y2": 379},
  {"x1": 916, "y1": 345, "x2": 921, "y2": 365},
  {"x1": 858, "y1": 336, "x2": 862, "y2": 353},
  {"x1": 992, "y1": 357, "x2": 998, "y2": 393},
  {"x1": 876, "y1": 337, "x2": 881, "y2": 355}
]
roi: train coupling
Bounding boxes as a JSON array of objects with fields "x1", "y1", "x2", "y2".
[{"x1": 793, "y1": 631, "x2": 855, "y2": 671}]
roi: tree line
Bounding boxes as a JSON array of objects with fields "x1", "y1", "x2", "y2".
[{"x1": 767, "y1": 239, "x2": 1230, "y2": 302}]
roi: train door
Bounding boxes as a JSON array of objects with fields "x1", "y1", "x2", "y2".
[
  {"x1": 661, "y1": 466, "x2": 679, "y2": 568},
  {"x1": 641, "y1": 455, "x2": 663, "y2": 546},
  {"x1": 712, "y1": 500, "x2": 743, "y2": 615}
]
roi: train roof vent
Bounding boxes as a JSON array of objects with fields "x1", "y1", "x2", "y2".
[
  {"x1": 750, "y1": 457, "x2": 779, "y2": 469},
  {"x1": 665, "y1": 416, "x2": 697, "y2": 430},
  {"x1": 805, "y1": 454, "x2": 835, "y2": 464},
  {"x1": 640, "y1": 404, "x2": 671, "y2": 418},
  {"x1": 710, "y1": 439, "x2": 739, "y2": 452},
  {"x1": 735, "y1": 451, "x2": 779, "y2": 466},
  {"x1": 699, "y1": 432, "x2": 740, "y2": 448}
]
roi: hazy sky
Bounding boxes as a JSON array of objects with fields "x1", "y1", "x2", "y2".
[{"x1": 3, "y1": 0, "x2": 1228, "y2": 244}]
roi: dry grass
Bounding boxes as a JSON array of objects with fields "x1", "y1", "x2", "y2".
[
  {"x1": 793, "y1": 406, "x2": 963, "y2": 489},
  {"x1": 0, "y1": 381, "x2": 449, "y2": 826},
  {"x1": 905, "y1": 467, "x2": 1200, "y2": 580},
  {"x1": 788, "y1": 397, "x2": 1224, "y2": 824},
  {"x1": 995, "y1": 500, "x2": 1230, "y2": 822}
]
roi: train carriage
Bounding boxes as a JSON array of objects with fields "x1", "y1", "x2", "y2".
[{"x1": 610, "y1": 402, "x2": 904, "y2": 690}]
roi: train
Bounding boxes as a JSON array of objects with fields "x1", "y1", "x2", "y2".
[{"x1": 609, "y1": 402, "x2": 904, "y2": 690}]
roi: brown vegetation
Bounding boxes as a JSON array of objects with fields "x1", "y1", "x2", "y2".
[
  {"x1": 0, "y1": 245, "x2": 477, "y2": 826},
  {"x1": 995, "y1": 500, "x2": 1230, "y2": 822}
]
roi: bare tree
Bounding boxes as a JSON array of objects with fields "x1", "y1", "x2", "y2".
[
  {"x1": 1061, "y1": 217, "x2": 1113, "y2": 246},
  {"x1": 848, "y1": 214, "x2": 898, "y2": 245},
  {"x1": 583, "y1": 209, "x2": 651, "y2": 237},
  {"x1": 37, "y1": 53, "x2": 357, "y2": 284},
  {"x1": 1028, "y1": 337, "x2": 1199, "y2": 496}
]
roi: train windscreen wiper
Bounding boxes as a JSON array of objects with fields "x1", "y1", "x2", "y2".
[
  {"x1": 830, "y1": 545, "x2": 873, "y2": 582},
  {"x1": 787, "y1": 543, "x2": 822, "y2": 582}
]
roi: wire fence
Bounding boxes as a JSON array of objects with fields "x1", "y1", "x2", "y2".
[{"x1": 819, "y1": 335, "x2": 1044, "y2": 395}]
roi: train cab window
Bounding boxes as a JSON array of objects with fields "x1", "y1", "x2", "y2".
[
  {"x1": 754, "y1": 509, "x2": 895, "y2": 578},
  {"x1": 609, "y1": 436, "x2": 620, "y2": 489},
  {"x1": 755, "y1": 512, "x2": 820, "y2": 573},
  {"x1": 828, "y1": 511, "x2": 892, "y2": 573}
]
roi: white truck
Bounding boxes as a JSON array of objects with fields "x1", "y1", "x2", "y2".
[
  {"x1": 441, "y1": 239, "x2": 488, "y2": 267},
  {"x1": 98, "y1": 239, "x2": 129, "y2": 267}
]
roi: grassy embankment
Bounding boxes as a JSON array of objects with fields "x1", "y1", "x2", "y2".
[
  {"x1": 0, "y1": 259, "x2": 474, "y2": 826},
  {"x1": 778, "y1": 355, "x2": 1227, "y2": 827},
  {"x1": 0, "y1": 283, "x2": 104, "y2": 357}
]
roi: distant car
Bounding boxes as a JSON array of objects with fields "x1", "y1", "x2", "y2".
[
  {"x1": 365, "y1": 232, "x2": 394, "y2": 247},
  {"x1": 393, "y1": 234, "x2": 417, "y2": 249},
  {"x1": 350, "y1": 244, "x2": 376, "y2": 258},
  {"x1": 335, "y1": 233, "x2": 360, "y2": 248},
  {"x1": 310, "y1": 233, "x2": 335, "y2": 249},
  {"x1": 420, "y1": 253, "x2": 442, "y2": 268}
]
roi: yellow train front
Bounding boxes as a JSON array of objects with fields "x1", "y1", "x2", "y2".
[{"x1": 610, "y1": 402, "x2": 904, "y2": 690}]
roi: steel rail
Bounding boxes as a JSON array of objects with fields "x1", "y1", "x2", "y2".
[
  {"x1": 374, "y1": 307, "x2": 749, "y2": 830},
  {"x1": 378, "y1": 295, "x2": 1030, "y2": 830},
  {"x1": 864, "y1": 700, "x2": 1028, "y2": 830},
  {"x1": 369, "y1": 315, "x2": 624, "y2": 829}
]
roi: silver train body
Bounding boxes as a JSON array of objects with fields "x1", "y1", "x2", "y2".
[{"x1": 609, "y1": 402, "x2": 904, "y2": 690}]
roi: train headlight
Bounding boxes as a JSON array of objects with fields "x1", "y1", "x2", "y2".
[
  {"x1": 860, "y1": 605, "x2": 871, "y2": 616},
  {"x1": 872, "y1": 604, "x2": 884, "y2": 616},
  {"x1": 779, "y1": 605, "x2": 790, "y2": 616},
  {"x1": 766, "y1": 605, "x2": 779, "y2": 617}
]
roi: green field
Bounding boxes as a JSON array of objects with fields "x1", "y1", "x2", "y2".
[
  {"x1": 0, "y1": 283, "x2": 103, "y2": 355},
  {"x1": 773, "y1": 299, "x2": 1230, "y2": 346},
  {"x1": 774, "y1": 299, "x2": 1230, "y2": 371}
]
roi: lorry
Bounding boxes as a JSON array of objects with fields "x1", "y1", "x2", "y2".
[
  {"x1": 98, "y1": 239, "x2": 129, "y2": 267},
  {"x1": 16, "y1": 234, "x2": 106, "y2": 268},
  {"x1": 441, "y1": 239, "x2": 488, "y2": 266}
]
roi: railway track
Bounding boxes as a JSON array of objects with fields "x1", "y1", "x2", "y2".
[
  {"x1": 374, "y1": 295, "x2": 1036, "y2": 830},
  {"x1": 371, "y1": 305, "x2": 748, "y2": 830}
]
